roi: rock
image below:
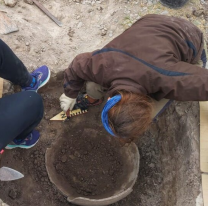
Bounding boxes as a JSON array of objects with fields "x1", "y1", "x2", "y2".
[
  {"x1": 68, "y1": 27, "x2": 75, "y2": 37},
  {"x1": 4, "y1": 0, "x2": 17, "y2": 7},
  {"x1": 61, "y1": 155, "x2": 67, "y2": 163},
  {"x1": 74, "y1": 151, "x2": 80, "y2": 157},
  {"x1": 106, "y1": 30, "x2": 112, "y2": 39},
  {"x1": 186, "y1": 13, "x2": 192, "y2": 18},
  {"x1": 161, "y1": 10, "x2": 169, "y2": 15},
  {"x1": 193, "y1": 9, "x2": 204, "y2": 17},
  {"x1": 24, "y1": 0, "x2": 33, "y2": 4},
  {"x1": 8, "y1": 189, "x2": 18, "y2": 199},
  {"x1": 97, "y1": 6, "x2": 103, "y2": 11},
  {"x1": 77, "y1": 22, "x2": 83, "y2": 28},
  {"x1": 69, "y1": 154, "x2": 75, "y2": 160},
  {"x1": 101, "y1": 29, "x2": 107, "y2": 36},
  {"x1": 76, "y1": 15, "x2": 81, "y2": 20}
]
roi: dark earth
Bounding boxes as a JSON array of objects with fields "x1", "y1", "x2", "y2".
[
  {"x1": 52, "y1": 128, "x2": 125, "y2": 198},
  {"x1": 0, "y1": 73, "x2": 201, "y2": 206}
]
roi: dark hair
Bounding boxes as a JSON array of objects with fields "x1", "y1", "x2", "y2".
[{"x1": 108, "y1": 91, "x2": 153, "y2": 143}]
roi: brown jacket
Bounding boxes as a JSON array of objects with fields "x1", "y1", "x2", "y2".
[{"x1": 64, "y1": 14, "x2": 208, "y2": 101}]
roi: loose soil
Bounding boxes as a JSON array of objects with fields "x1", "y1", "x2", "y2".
[
  {"x1": 52, "y1": 128, "x2": 125, "y2": 198},
  {"x1": 0, "y1": 0, "x2": 206, "y2": 205}
]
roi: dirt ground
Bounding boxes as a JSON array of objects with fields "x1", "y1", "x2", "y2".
[
  {"x1": 0, "y1": 76, "x2": 201, "y2": 206},
  {"x1": 0, "y1": 0, "x2": 207, "y2": 205},
  {"x1": 51, "y1": 129, "x2": 125, "y2": 198}
]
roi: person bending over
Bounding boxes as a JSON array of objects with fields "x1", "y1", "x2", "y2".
[{"x1": 60, "y1": 14, "x2": 207, "y2": 142}]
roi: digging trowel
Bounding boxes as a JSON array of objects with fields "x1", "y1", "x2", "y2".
[
  {"x1": 0, "y1": 167, "x2": 24, "y2": 181},
  {"x1": 0, "y1": 150, "x2": 24, "y2": 181}
]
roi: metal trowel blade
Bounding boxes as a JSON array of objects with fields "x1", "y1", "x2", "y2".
[{"x1": 0, "y1": 167, "x2": 24, "y2": 181}]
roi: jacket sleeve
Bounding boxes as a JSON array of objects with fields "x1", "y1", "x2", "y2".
[
  {"x1": 154, "y1": 61, "x2": 208, "y2": 101},
  {"x1": 64, "y1": 52, "x2": 94, "y2": 98}
]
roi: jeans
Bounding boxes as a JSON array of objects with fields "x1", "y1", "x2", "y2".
[{"x1": 0, "y1": 39, "x2": 44, "y2": 150}]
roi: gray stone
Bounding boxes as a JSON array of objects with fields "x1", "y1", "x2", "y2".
[
  {"x1": 101, "y1": 29, "x2": 107, "y2": 36},
  {"x1": 77, "y1": 22, "x2": 83, "y2": 28},
  {"x1": 161, "y1": 10, "x2": 169, "y2": 15},
  {"x1": 4, "y1": 0, "x2": 17, "y2": 7}
]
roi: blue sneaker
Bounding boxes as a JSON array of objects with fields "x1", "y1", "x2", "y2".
[
  {"x1": 22, "y1": 65, "x2": 51, "y2": 92},
  {"x1": 5, "y1": 130, "x2": 40, "y2": 149}
]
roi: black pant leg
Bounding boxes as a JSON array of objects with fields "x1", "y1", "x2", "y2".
[
  {"x1": 0, "y1": 39, "x2": 32, "y2": 87},
  {"x1": 0, "y1": 91, "x2": 43, "y2": 150}
]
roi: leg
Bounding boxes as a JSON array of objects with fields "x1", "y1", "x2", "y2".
[
  {"x1": 0, "y1": 39, "x2": 32, "y2": 87},
  {"x1": 74, "y1": 82, "x2": 105, "y2": 109},
  {"x1": 0, "y1": 39, "x2": 50, "y2": 90},
  {"x1": 86, "y1": 81, "x2": 106, "y2": 99},
  {"x1": 0, "y1": 91, "x2": 43, "y2": 150}
]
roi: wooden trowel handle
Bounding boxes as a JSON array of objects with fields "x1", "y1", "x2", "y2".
[{"x1": 32, "y1": 0, "x2": 62, "y2": 27}]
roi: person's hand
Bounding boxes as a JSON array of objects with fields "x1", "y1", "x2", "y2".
[{"x1": 59, "y1": 93, "x2": 76, "y2": 112}]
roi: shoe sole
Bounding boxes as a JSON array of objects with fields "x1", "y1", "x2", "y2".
[
  {"x1": 5, "y1": 138, "x2": 39, "y2": 150},
  {"x1": 36, "y1": 67, "x2": 51, "y2": 92}
]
